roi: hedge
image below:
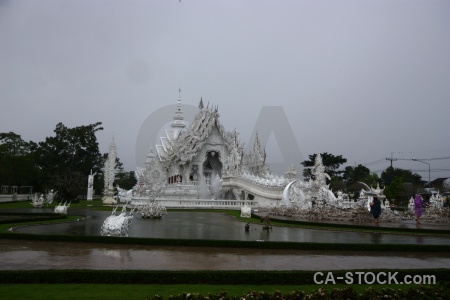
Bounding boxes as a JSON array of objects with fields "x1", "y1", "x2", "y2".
[
  {"x1": 0, "y1": 212, "x2": 67, "y2": 225},
  {"x1": 0, "y1": 269, "x2": 449, "y2": 284}
]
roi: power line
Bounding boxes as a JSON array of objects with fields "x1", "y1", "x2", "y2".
[
  {"x1": 362, "y1": 159, "x2": 386, "y2": 166},
  {"x1": 386, "y1": 153, "x2": 397, "y2": 167},
  {"x1": 411, "y1": 157, "x2": 450, "y2": 161}
]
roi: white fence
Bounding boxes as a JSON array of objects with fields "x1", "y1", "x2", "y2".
[
  {"x1": 0, "y1": 194, "x2": 33, "y2": 202},
  {"x1": 130, "y1": 198, "x2": 258, "y2": 210}
]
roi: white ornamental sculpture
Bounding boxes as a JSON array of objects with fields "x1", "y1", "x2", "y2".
[
  {"x1": 223, "y1": 131, "x2": 244, "y2": 177},
  {"x1": 311, "y1": 153, "x2": 331, "y2": 190},
  {"x1": 54, "y1": 201, "x2": 70, "y2": 214},
  {"x1": 30, "y1": 193, "x2": 45, "y2": 208},
  {"x1": 87, "y1": 170, "x2": 97, "y2": 201},
  {"x1": 245, "y1": 132, "x2": 269, "y2": 177},
  {"x1": 138, "y1": 147, "x2": 167, "y2": 196},
  {"x1": 240, "y1": 205, "x2": 251, "y2": 218},
  {"x1": 45, "y1": 189, "x2": 57, "y2": 206},
  {"x1": 138, "y1": 197, "x2": 167, "y2": 219},
  {"x1": 134, "y1": 147, "x2": 168, "y2": 217},
  {"x1": 102, "y1": 135, "x2": 117, "y2": 204},
  {"x1": 100, "y1": 203, "x2": 136, "y2": 237}
]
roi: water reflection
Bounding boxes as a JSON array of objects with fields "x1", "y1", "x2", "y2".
[
  {"x1": 12, "y1": 209, "x2": 450, "y2": 245},
  {"x1": 2, "y1": 239, "x2": 450, "y2": 270}
]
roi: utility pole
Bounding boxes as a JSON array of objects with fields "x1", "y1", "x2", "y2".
[{"x1": 386, "y1": 153, "x2": 397, "y2": 168}]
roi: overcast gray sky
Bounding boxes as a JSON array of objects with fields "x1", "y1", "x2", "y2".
[{"x1": 1, "y1": 0, "x2": 449, "y2": 181}]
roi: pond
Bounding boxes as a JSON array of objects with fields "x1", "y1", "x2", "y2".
[{"x1": 12, "y1": 208, "x2": 450, "y2": 245}]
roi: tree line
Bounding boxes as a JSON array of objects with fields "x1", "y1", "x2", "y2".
[
  {"x1": 0, "y1": 122, "x2": 136, "y2": 201},
  {"x1": 0, "y1": 123, "x2": 433, "y2": 204}
]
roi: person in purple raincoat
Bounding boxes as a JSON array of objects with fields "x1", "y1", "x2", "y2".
[{"x1": 414, "y1": 194, "x2": 423, "y2": 224}]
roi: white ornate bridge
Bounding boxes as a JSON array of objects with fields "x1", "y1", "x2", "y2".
[{"x1": 221, "y1": 175, "x2": 285, "y2": 206}]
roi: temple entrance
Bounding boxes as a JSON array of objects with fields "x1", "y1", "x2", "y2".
[{"x1": 203, "y1": 151, "x2": 222, "y2": 178}]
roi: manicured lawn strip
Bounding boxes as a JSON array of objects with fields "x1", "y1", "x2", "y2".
[
  {"x1": 0, "y1": 269, "x2": 448, "y2": 284},
  {"x1": 0, "y1": 199, "x2": 110, "y2": 211},
  {"x1": 0, "y1": 283, "x2": 433, "y2": 300},
  {"x1": 0, "y1": 215, "x2": 82, "y2": 233},
  {"x1": 0, "y1": 212, "x2": 68, "y2": 224}
]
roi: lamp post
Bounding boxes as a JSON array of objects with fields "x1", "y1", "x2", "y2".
[{"x1": 412, "y1": 158, "x2": 430, "y2": 191}]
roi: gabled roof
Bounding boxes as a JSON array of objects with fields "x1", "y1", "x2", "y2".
[
  {"x1": 164, "y1": 106, "x2": 235, "y2": 165},
  {"x1": 165, "y1": 129, "x2": 176, "y2": 142},
  {"x1": 155, "y1": 145, "x2": 167, "y2": 161},
  {"x1": 160, "y1": 137, "x2": 171, "y2": 151}
]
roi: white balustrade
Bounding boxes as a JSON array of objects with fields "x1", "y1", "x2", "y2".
[{"x1": 131, "y1": 197, "x2": 257, "y2": 209}]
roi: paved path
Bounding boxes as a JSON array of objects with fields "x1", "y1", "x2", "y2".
[{"x1": 1, "y1": 239, "x2": 449, "y2": 271}]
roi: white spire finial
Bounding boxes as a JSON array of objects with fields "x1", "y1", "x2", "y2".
[{"x1": 172, "y1": 89, "x2": 186, "y2": 129}]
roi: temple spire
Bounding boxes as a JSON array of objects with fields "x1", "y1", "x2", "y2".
[
  {"x1": 171, "y1": 88, "x2": 186, "y2": 130},
  {"x1": 198, "y1": 97, "x2": 204, "y2": 110}
]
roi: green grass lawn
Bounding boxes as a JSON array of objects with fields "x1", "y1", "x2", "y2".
[
  {"x1": 0, "y1": 198, "x2": 115, "y2": 212},
  {"x1": 0, "y1": 283, "x2": 419, "y2": 300}
]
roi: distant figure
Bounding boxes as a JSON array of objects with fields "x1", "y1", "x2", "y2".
[
  {"x1": 414, "y1": 194, "x2": 423, "y2": 224},
  {"x1": 370, "y1": 196, "x2": 382, "y2": 223},
  {"x1": 245, "y1": 223, "x2": 250, "y2": 232},
  {"x1": 260, "y1": 214, "x2": 272, "y2": 230}
]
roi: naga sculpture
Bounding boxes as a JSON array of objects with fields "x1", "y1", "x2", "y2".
[
  {"x1": 54, "y1": 201, "x2": 70, "y2": 214},
  {"x1": 100, "y1": 203, "x2": 136, "y2": 237}
]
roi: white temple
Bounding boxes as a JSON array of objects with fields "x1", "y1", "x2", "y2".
[
  {"x1": 131, "y1": 93, "x2": 291, "y2": 208},
  {"x1": 105, "y1": 92, "x2": 448, "y2": 226}
]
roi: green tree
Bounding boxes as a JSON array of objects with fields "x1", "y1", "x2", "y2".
[
  {"x1": 343, "y1": 164, "x2": 370, "y2": 185},
  {"x1": 381, "y1": 167, "x2": 422, "y2": 187},
  {"x1": 115, "y1": 171, "x2": 137, "y2": 190},
  {"x1": 329, "y1": 176, "x2": 346, "y2": 192},
  {"x1": 343, "y1": 164, "x2": 380, "y2": 194},
  {"x1": 301, "y1": 152, "x2": 347, "y2": 179},
  {"x1": 0, "y1": 132, "x2": 40, "y2": 191},
  {"x1": 384, "y1": 176, "x2": 404, "y2": 202},
  {"x1": 34, "y1": 122, "x2": 103, "y2": 200},
  {"x1": 365, "y1": 172, "x2": 381, "y2": 187}
]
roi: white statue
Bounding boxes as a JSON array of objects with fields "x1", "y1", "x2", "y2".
[
  {"x1": 30, "y1": 193, "x2": 45, "y2": 208},
  {"x1": 102, "y1": 135, "x2": 117, "y2": 204},
  {"x1": 311, "y1": 153, "x2": 331, "y2": 189},
  {"x1": 87, "y1": 170, "x2": 97, "y2": 201},
  {"x1": 240, "y1": 205, "x2": 251, "y2": 218},
  {"x1": 138, "y1": 196, "x2": 167, "y2": 219},
  {"x1": 116, "y1": 185, "x2": 133, "y2": 202},
  {"x1": 45, "y1": 189, "x2": 56, "y2": 206},
  {"x1": 101, "y1": 203, "x2": 136, "y2": 237},
  {"x1": 54, "y1": 201, "x2": 70, "y2": 214},
  {"x1": 409, "y1": 196, "x2": 415, "y2": 211}
]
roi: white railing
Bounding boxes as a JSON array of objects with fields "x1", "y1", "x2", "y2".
[
  {"x1": 222, "y1": 176, "x2": 285, "y2": 200},
  {"x1": 131, "y1": 197, "x2": 258, "y2": 209},
  {"x1": 0, "y1": 194, "x2": 33, "y2": 202}
]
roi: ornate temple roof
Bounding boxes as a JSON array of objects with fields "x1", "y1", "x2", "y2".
[
  {"x1": 156, "y1": 91, "x2": 186, "y2": 161},
  {"x1": 164, "y1": 103, "x2": 236, "y2": 165}
]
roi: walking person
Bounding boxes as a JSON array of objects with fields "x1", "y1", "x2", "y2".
[
  {"x1": 414, "y1": 194, "x2": 423, "y2": 223},
  {"x1": 370, "y1": 196, "x2": 382, "y2": 223}
]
